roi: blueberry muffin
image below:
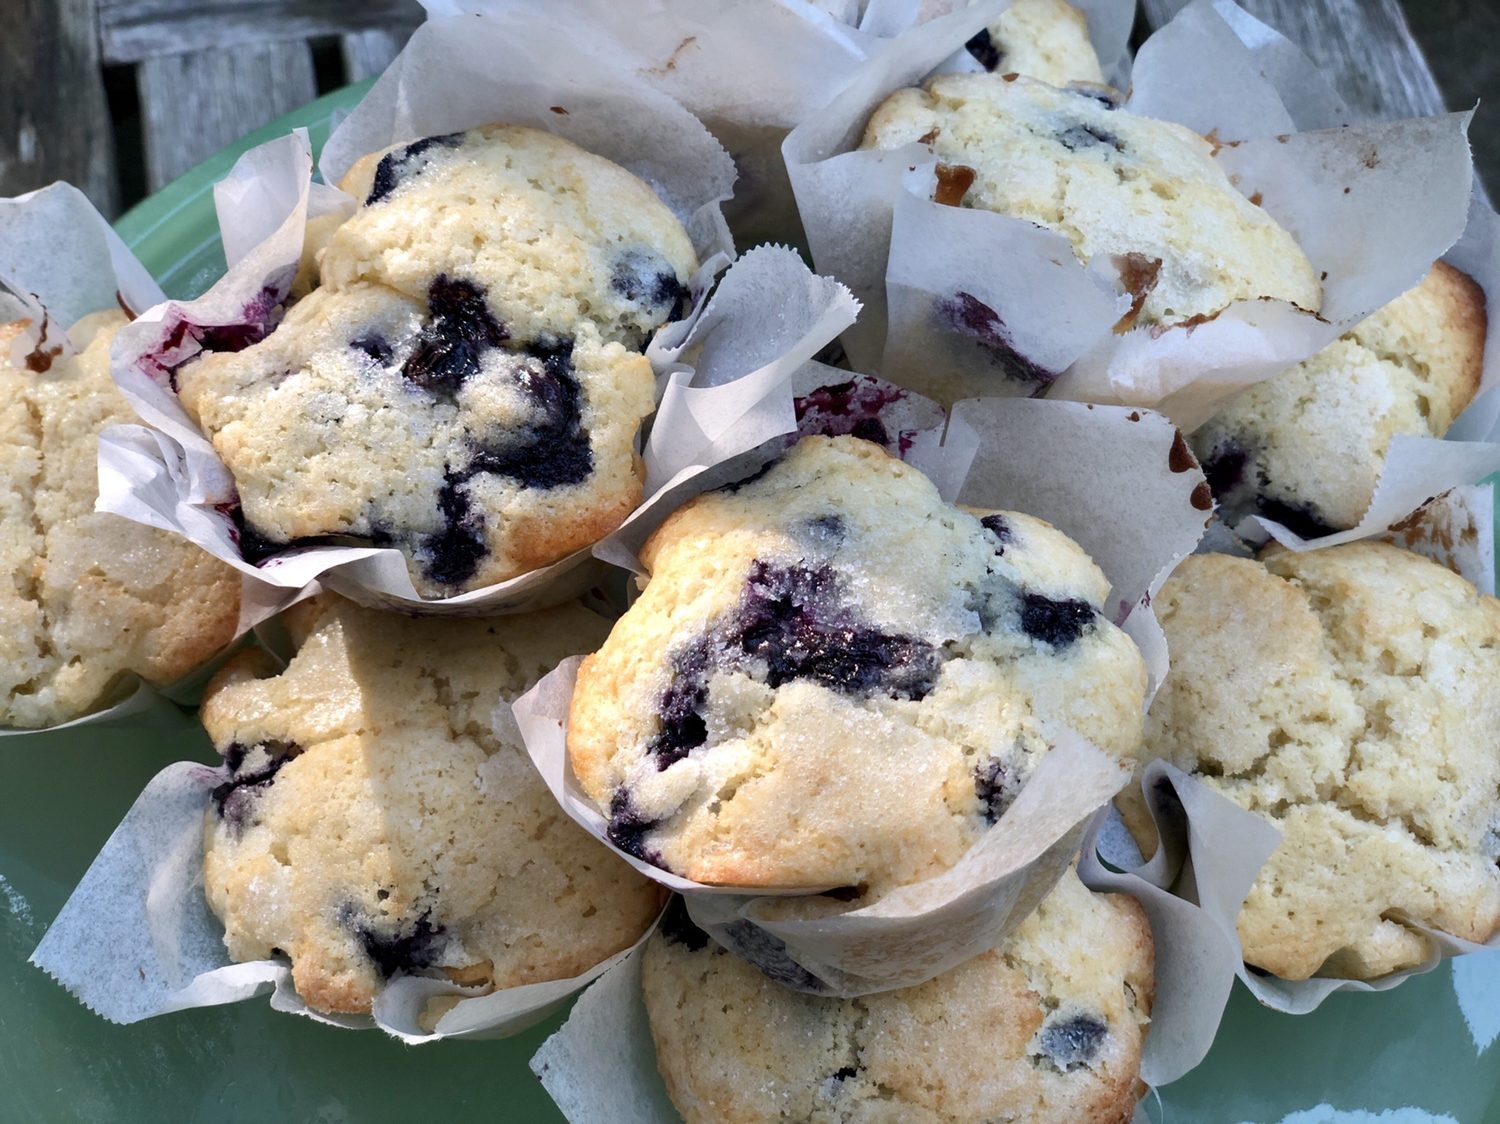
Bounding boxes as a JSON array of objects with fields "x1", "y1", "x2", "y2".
[
  {"x1": 200, "y1": 595, "x2": 662, "y2": 1015},
  {"x1": 1194, "y1": 263, "x2": 1487, "y2": 536},
  {"x1": 568, "y1": 435, "x2": 1147, "y2": 893},
  {"x1": 959, "y1": 0, "x2": 1106, "y2": 86},
  {"x1": 178, "y1": 125, "x2": 697, "y2": 596},
  {"x1": 0, "y1": 312, "x2": 240, "y2": 728},
  {"x1": 642, "y1": 868, "x2": 1154, "y2": 1123},
  {"x1": 860, "y1": 74, "x2": 1321, "y2": 328},
  {"x1": 1143, "y1": 543, "x2": 1500, "y2": 980}
]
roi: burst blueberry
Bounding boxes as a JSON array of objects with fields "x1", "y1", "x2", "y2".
[
  {"x1": 1019, "y1": 592, "x2": 1097, "y2": 648},
  {"x1": 1035, "y1": 1013, "x2": 1109, "y2": 1071}
]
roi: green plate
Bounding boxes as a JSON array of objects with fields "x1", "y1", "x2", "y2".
[{"x1": 3, "y1": 84, "x2": 1499, "y2": 1124}]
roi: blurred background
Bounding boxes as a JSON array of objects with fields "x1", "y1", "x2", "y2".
[{"x1": 0, "y1": 1, "x2": 1495, "y2": 220}]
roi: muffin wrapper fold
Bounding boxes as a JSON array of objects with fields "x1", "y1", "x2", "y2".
[
  {"x1": 28, "y1": 760, "x2": 654, "y2": 1041},
  {"x1": 784, "y1": 0, "x2": 1475, "y2": 431},
  {"x1": 1093, "y1": 762, "x2": 1500, "y2": 1021},
  {"x1": 0, "y1": 184, "x2": 276, "y2": 736},
  {"x1": 100, "y1": 63, "x2": 858, "y2": 615},
  {"x1": 514, "y1": 396, "x2": 1216, "y2": 1000},
  {"x1": 414, "y1": 0, "x2": 876, "y2": 249}
]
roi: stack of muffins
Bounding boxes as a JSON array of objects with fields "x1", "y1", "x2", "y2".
[{"x1": 7, "y1": 1, "x2": 1500, "y2": 1121}]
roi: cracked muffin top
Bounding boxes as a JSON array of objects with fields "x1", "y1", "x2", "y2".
[
  {"x1": 200, "y1": 594, "x2": 661, "y2": 1015},
  {"x1": 1143, "y1": 542, "x2": 1500, "y2": 979},
  {"x1": 0, "y1": 311, "x2": 239, "y2": 727}
]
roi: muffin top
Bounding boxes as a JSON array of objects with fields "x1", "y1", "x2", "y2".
[
  {"x1": 201, "y1": 594, "x2": 661, "y2": 1015},
  {"x1": 860, "y1": 74, "x2": 1321, "y2": 327},
  {"x1": 642, "y1": 867, "x2": 1154, "y2": 1124},
  {"x1": 328, "y1": 124, "x2": 697, "y2": 350},
  {"x1": 962, "y1": 0, "x2": 1105, "y2": 87},
  {"x1": 1145, "y1": 543, "x2": 1500, "y2": 979},
  {"x1": 1195, "y1": 261, "x2": 1488, "y2": 535},
  {"x1": 568, "y1": 435, "x2": 1146, "y2": 893},
  {"x1": 0, "y1": 312, "x2": 240, "y2": 727},
  {"x1": 178, "y1": 125, "x2": 694, "y2": 595}
]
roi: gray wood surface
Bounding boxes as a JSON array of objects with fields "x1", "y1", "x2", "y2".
[
  {"x1": 138, "y1": 42, "x2": 319, "y2": 190},
  {"x1": 98, "y1": 0, "x2": 423, "y2": 64},
  {"x1": 0, "y1": 0, "x2": 118, "y2": 216},
  {"x1": 1140, "y1": 0, "x2": 1446, "y2": 122},
  {"x1": 341, "y1": 29, "x2": 411, "y2": 84}
]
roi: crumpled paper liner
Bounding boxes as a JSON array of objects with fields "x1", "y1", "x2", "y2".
[
  {"x1": 513, "y1": 396, "x2": 1212, "y2": 998},
  {"x1": 1093, "y1": 759, "x2": 1500, "y2": 1023},
  {"x1": 100, "y1": 87, "x2": 856, "y2": 614},
  {"x1": 0, "y1": 183, "x2": 274, "y2": 736},
  {"x1": 415, "y1": 0, "x2": 873, "y2": 249},
  {"x1": 784, "y1": 0, "x2": 1475, "y2": 430},
  {"x1": 28, "y1": 760, "x2": 654, "y2": 1041}
]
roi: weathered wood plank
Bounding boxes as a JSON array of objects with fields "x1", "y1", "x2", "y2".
[
  {"x1": 137, "y1": 41, "x2": 318, "y2": 190},
  {"x1": 1140, "y1": 0, "x2": 1446, "y2": 122},
  {"x1": 340, "y1": 28, "x2": 413, "y2": 84},
  {"x1": 99, "y1": 0, "x2": 424, "y2": 64},
  {"x1": 0, "y1": 0, "x2": 119, "y2": 217}
]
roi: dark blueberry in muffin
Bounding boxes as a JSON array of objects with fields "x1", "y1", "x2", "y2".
[
  {"x1": 974, "y1": 757, "x2": 1018, "y2": 824},
  {"x1": 800, "y1": 513, "x2": 846, "y2": 541},
  {"x1": 938, "y1": 292, "x2": 1057, "y2": 391},
  {"x1": 980, "y1": 514, "x2": 1013, "y2": 552},
  {"x1": 644, "y1": 563, "x2": 940, "y2": 772},
  {"x1": 736, "y1": 563, "x2": 939, "y2": 699},
  {"x1": 648, "y1": 634, "x2": 715, "y2": 768},
  {"x1": 365, "y1": 132, "x2": 464, "y2": 205},
  {"x1": 344, "y1": 907, "x2": 447, "y2": 978},
  {"x1": 1199, "y1": 440, "x2": 1250, "y2": 496},
  {"x1": 211, "y1": 740, "x2": 300, "y2": 831},
  {"x1": 350, "y1": 333, "x2": 394, "y2": 366},
  {"x1": 466, "y1": 339, "x2": 594, "y2": 491},
  {"x1": 1019, "y1": 592, "x2": 1097, "y2": 649},
  {"x1": 607, "y1": 790, "x2": 663, "y2": 864},
  {"x1": 610, "y1": 250, "x2": 689, "y2": 326},
  {"x1": 402, "y1": 275, "x2": 510, "y2": 398},
  {"x1": 418, "y1": 471, "x2": 489, "y2": 589},
  {"x1": 965, "y1": 27, "x2": 1003, "y2": 71},
  {"x1": 1034, "y1": 1012, "x2": 1109, "y2": 1071},
  {"x1": 1057, "y1": 123, "x2": 1125, "y2": 153}
]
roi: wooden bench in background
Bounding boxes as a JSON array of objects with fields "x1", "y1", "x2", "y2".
[
  {"x1": 2, "y1": 0, "x2": 421, "y2": 218},
  {"x1": 0, "y1": 0, "x2": 1491, "y2": 221}
]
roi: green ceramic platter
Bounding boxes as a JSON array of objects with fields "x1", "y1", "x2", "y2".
[{"x1": 3, "y1": 83, "x2": 1500, "y2": 1124}]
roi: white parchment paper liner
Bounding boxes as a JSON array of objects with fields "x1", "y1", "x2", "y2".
[
  {"x1": 783, "y1": 0, "x2": 1475, "y2": 430},
  {"x1": 99, "y1": 84, "x2": 861, "y2": 614},
  {"x1": 28, "y1": 759, "x2": 656, "y2": 1041},
  {"x1": 415, "y1": 0, "x2": 873, "y2": 249},
  {"x1": 513, "y1": 397, "x2": 1212, "y2": 998},
  {"x1": 0, "y1": 184, "x2": 274, "y2": 735}
]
